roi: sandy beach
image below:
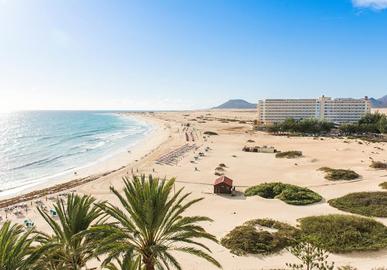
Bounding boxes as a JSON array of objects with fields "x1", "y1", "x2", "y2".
[{"x1": 1, "y1": 109, "x2": 387, "y2": 269}]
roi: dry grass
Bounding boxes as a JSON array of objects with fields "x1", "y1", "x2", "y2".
[
  {"x1": 318, "y1": 167, "x2": 360, "y2": 181},
  {"x1": 203, "y1": 131, "x2": 218, "y2": 136},
  {"x1": 380, "y1": 182, "x2": 387, "y2": 190},
  {"x1": 370, "y1": 161, "x2": 387, "y2": 169},
  {"x1": 275, "y1": 151, "x2": 302, "y2": 159}
]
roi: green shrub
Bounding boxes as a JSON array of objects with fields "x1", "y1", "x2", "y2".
[
  {"x1": 268, "y1": 118, "x2": 334, "y2": 134},
  {"x1": 370, "y1": 161, "x2": 387, "y2": 169},
  {"x1": 286, "y1": 241, "x2": 334, "y2": 270},
  {"x1": 337, "y1": 266, "x2": 358, "y2": 270},
  {"x1": 203, "y1": 131, "x2": 218, "y2": 135},
  {"x1": 380, "y1": 182, "x2": 387, "y2": 190},
  {"x1": 299, "y1": 214, "x2": 387, "y2": 253},
  {"x1": 318, "y1": 167, "x2": 360, "y2": 181},
  {"x1": 221, "y1": 219, "x2": 299, "y2": 256},
  {"x1": 245, "y1": 182, "x2": 322, "y2": 205},
  {"x1": 329, "y1": 192, "x2": 387, "y2": 217},
  {"x1": 340, "y1": 112, "x2": 387, "y2": 135},
  {"x1": 275, "y1": 151, "x2": 303, "y2": 159}
]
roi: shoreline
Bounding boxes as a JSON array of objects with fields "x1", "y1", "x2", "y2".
[{"x1": 0, "y1": 113, "x2": 170, "y2": 207}]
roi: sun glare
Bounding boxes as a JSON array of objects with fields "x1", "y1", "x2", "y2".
[
  {"x1": 0, "y1": 102, "x2": 14, "y2": 113},
  {"x1": 0, "y1": 92, "x2": 24, "y2": 112}
]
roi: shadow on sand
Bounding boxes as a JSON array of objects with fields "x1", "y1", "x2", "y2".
[{"x1": 216, "y1": 190, "x2": 246, "y2": 200}]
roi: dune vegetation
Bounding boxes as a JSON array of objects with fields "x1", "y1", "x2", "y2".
[
  {"x1": 222, "y1": 214, "x2": 387, "y2": 259},
  {"x1": 275, "y1": 151, "x2": 303, "y2": 159},
  {"x1": 244, "y1": 182, "x2": 322, "y2": 205},
  {"x1": 203, "y1": 131, "x2": 218, "y2": 135},
  {"x1": 380, "y1": 182, "x2": 387, "y2": 190},
  {"x1": 370, "y1": 161, "x2": 387, "y2": 169},
  {"x1": 318, "y1": 167, "x2": 360, "y2": 181},
  {"x1": 328, "y1": 192, "x2": 387, "y2": 217},
  {"x1": 220, "y1": 219, "x2": 299, "y2": 256},
  {"x1": 299, "y1": 214, "x2": 387, "y2": 253},
  {"x1": 286, "y1": 241, "x2": 335, "y2": 270}
]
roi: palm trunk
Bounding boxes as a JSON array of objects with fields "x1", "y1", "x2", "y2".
[
  {"x1": 143, "y1": 257, "x2": 155, "y2": 270},
  {"x1": 145, "y1": 262, "x2": 155, "y2": 270}
]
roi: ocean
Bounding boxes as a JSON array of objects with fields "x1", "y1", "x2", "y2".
[{"x1": 0, "y1": 111, "x2": 152, "y2": 197}]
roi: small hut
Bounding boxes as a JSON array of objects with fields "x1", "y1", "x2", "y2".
[{"x1": 213, "y1": 176, "x2": 233, "y2": 194}]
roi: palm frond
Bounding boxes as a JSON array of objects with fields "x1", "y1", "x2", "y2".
[{"x1": 94, "y1": 175, "x2": 221, "y2": 270}]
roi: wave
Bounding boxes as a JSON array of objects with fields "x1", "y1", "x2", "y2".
[
  {"x1": 8, "y1": 149, "x2": 89, "y2": 171},
  {"x1": 36, "y1": 134, "x2": 62, "y2": 141},
  {"x1": 69, "y1": 140, "x2": 107, "y2": 153},
  {"x1": 7, "y1": 131, "x2": 135, "y2": 172},
  {"x1": 9, "y1": 156, "x2": 63, "y2": 171}
]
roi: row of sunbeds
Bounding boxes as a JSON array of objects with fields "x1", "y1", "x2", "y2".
[{"x1": 156, "y1": 144, "x2": 197, "y2": 165}]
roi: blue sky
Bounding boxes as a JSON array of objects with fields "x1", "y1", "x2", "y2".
[{"x1": 0, "y1": 0, "x2": 386, "y2": 111}]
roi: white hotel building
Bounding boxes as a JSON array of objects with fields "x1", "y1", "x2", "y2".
[{"x1": 257, "y1": 96, "x2": 371, "y2": 124}]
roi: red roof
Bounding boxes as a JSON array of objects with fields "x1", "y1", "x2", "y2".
[{"x1": 214, "y1": 176, "x2": 233, "y2": 187}]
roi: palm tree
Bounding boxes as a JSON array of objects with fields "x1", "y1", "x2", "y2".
[
  {"x1": 0, "y1": 221, "x2": 41, "y2": 270},
  {"x1": 92, "y1": 175, "x2": 221, "y2": 270},
  {"x1": 103, "y1": 251, "x2": 141, "y2": 270},
  {"x1": 36, "y1": 193, "x2": 104, "y2": 270}
]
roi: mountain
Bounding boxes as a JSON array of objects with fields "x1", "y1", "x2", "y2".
[
  {"x1": 213, "y1": 99, "x2": 257, "y2": 109},
  {"x1": 370, "y1": 95, "x2": 387, "y2": 108}
]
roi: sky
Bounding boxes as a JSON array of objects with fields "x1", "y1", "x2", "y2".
[{"x1": 0, "y1": 0, "x2": 386, "y2": 111}]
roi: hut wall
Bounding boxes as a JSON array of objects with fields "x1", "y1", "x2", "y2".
[{"x1": 214, "y1": 183, "x2": 232, "y2": 194}]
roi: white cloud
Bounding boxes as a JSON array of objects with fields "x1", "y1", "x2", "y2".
[{"x1": 352, "y1": 0, "x2": 387, "y2": 10}]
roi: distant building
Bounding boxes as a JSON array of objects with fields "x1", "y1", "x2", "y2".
[{"x1": 257, "y1": 96, "x2": 371, "y2": 124}]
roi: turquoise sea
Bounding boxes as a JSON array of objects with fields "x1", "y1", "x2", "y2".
[{"x1": 0, "y1": 111, "x2": 152, "y2": 196}]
